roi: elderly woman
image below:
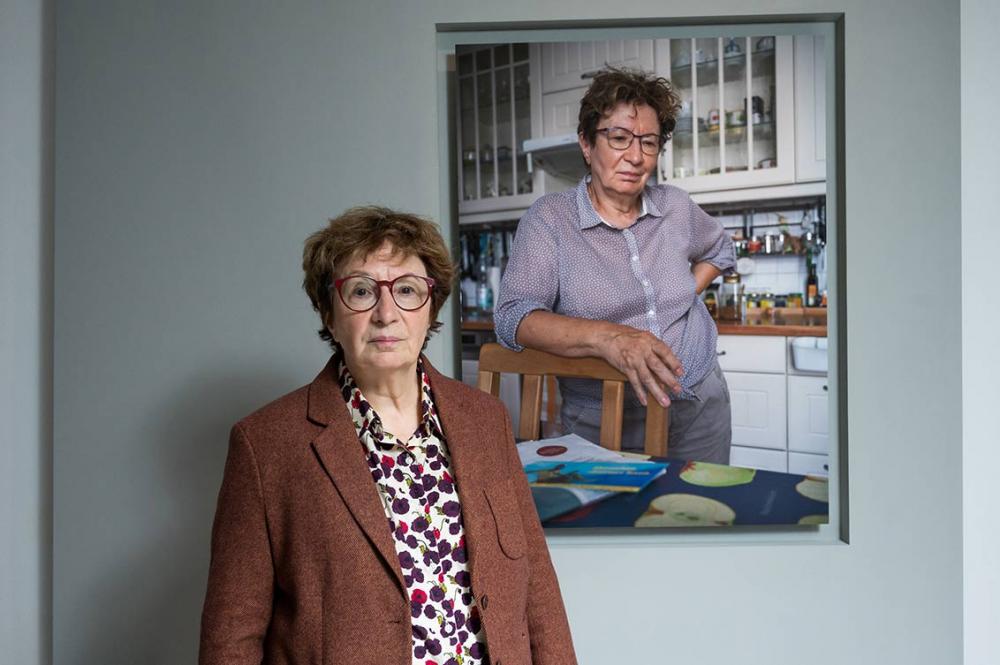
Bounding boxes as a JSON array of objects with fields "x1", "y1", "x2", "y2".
[
  {"x1": 495, "y1": 68, "x2": 736, "y2": 464},
  {"x1": 200, "y1": 206, "x2": 576, "y2": 665}
]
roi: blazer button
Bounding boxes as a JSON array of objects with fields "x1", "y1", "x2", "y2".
[{"x1": 480, "y1": 595, "x2": 489, "y2": 611}]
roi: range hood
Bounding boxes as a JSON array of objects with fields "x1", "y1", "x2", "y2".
[{"x1": 522, "y1": 134, "x2": 587, "y2": 182}]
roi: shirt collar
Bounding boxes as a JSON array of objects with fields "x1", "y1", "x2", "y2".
[
  {"x1": 575, "y1": 175, "x2": 662, "y2": 229},
  {"x1": 336, "y1": 355, "x2": 445, "y2": 450}
]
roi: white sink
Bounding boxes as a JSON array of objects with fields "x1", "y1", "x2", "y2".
[{"x1": 790, "y1": 337, "x2": 828, "y2": 373}]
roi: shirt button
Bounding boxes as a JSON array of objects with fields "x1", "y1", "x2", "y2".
[
  {"x1": 648, "y1": 309, "x2": 656, "y2": 317},
  {"x1": 642, "y1": 280, "x2": 650, "y2": 287},
  {"x1": 480, "y1": 595, "x2": 489, "y2": 610},
  {"x1": 631, "y1": 255, "x2": 639, "y2": 262}
]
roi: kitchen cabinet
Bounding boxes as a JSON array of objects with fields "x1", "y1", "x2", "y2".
[
  {"x1": 787, "y1": 374, "x2": 829, "y2": 454},
  {"x1": 717, "y1": 335, "x2": 787, "y2": 455},
  {"x1": 657, "y1": 35, "x2": 796, "y2": 193},
  {"x1": 793, "y1": 35, "x2": 827, "y2": 182},
  {"x1": 540, "y1": 40, "x2": 654, "y2": 95},
  {"x1": 731, "y1": 445, "x2": 788, "y2": 473},
  {"x1": 716, "y1": 334, "x2": 786, "y2": 373},
  {"x1": 788, "y1": 451, "x2": 829, "y2": 477},
  {"x1": 726, "y1": 371, "x2": 788, "y2": 451},
  {"x1": 718, "y1": 334, "x2": 830, "y2": 473},
  {"x1": 456, "y1": 44, "x2": 537, "y2": 218}
]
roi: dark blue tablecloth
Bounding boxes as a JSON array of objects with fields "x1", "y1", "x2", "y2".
[{"x1": 532, "y1": 458, "x2": 829, "y2": 528}]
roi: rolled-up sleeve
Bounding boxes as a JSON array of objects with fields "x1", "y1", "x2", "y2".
[
  {"x1": 687, "y1": 198, "x2": 736, "y2": 273},
  {"x1": 493, "y1": 203, "x2": 560, "y2": 351}
]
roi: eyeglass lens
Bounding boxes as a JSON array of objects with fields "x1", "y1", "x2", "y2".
[
  {"x1": 603, "y1": 128, "x2": 661, "y2": 155},
  {"x1": 340, "y1": 275, "x2": 431, "y2": 311}
]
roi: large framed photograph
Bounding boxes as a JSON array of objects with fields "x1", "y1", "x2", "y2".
[{"x1": 437, "y1": 21, "x2": 841, "y2": 534}]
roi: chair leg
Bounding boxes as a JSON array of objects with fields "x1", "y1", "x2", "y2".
[
  {"x1": 518, "y1": 374, "x2": 543, "y2": 441},
  {"x1": 644, "y1": 401, "x2": 669, "y2": 457},
  {"x1": 599, "y1": 381, "x2": 624, "y2": 451},
  {"x1": 477, "y1": 370, "x2": 501, "y2": 398}
]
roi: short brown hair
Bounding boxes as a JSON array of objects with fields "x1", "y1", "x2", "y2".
[
  {"x1": 577, "y1": 66, "x2": 681, "y2": 149},
  {"x1": 302, "y1": 206, "x2": 455, "y2": 351}
]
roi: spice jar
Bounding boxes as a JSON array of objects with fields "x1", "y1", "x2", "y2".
[{"x1": 718, "y1": 273, "x2": 745, "y2": 321}]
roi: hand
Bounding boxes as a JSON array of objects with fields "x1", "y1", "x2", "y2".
[{"x1": 600, "y1": 325, "x2": 684, "y2": 407}]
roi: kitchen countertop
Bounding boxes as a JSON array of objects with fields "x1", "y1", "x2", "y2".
[
  {"x1": 717, "y1": 308, "x2": 827, "y2": 337},
  {"x1": 461, "y1": 308, "x2": 827, "y2": 338}
]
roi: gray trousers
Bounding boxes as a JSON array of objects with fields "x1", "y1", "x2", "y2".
[{"x1": 560, "y1": 359, "x2": 732, "y2": 464}]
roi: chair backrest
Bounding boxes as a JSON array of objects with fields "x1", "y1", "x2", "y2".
[{"x1": 476, "y1": 343, "x2": 668, "y2": 457}]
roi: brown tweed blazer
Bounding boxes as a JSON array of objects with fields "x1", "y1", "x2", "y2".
[{"x1": 199, "y1": 356, "x2": 577, "y2": 665}]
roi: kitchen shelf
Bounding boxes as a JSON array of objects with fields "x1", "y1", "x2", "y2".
[
  {"x1": 669, "y1": 48, "x2": 776, "y2": 88},
  {"x1": 673, "y1": 121, "x2": 775, "y2": 150}
]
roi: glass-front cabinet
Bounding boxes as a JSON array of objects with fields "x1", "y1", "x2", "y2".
[
  {"x1": 656, "y1": 35, "x2": 795, "y2": 192},
  {"x1": 456, "y1": 44, "x2": 536, "y2": 218}
]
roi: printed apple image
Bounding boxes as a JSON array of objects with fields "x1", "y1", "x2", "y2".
[
  {"x1": 798, "y1": 514, "x2": 828, "y2": 525},
  {"x1": 634, "y1": 493, "x2": 736, "y2": 527},
  {"x1": 679, "y1": 461, "x2": 756, "y2": 487},
  {"x1": 795, "y1": 476, "x2": 828, "y2": 503}
]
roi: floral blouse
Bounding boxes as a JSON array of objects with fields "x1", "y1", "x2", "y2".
[{"x1": 338, "y1": 358, "x2": 488, "y2": 665}]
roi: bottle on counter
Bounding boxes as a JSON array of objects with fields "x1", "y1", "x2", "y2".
[
  {"x1": 459, "y1": 235, "x2": 478, "y2": 311},
  {"x1": 805, "y1": 255, "x2": 819, "y2": 307},
  {"x1": 476, "y1": 237, "x2": 493, "y2": 313}
]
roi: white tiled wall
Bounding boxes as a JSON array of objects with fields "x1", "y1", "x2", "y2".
[{"x1": 713, "y1": 208, "x2": 826, "y2": 297}]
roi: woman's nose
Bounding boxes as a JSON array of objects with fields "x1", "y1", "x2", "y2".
[
  {"x1": 624, "y1": 139, "x2": 644, "y2": 164},
  {"x1": 371, "y1": 284, "x2": 400, "y2": 322}
]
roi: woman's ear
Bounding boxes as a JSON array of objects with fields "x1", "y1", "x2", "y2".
[{"x1": 578, "y1": 132, "x2": 591, "y2": 165}]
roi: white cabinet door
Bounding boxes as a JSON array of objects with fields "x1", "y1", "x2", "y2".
[
  {"x1": 660, "y1": 35, "x2": 796, "y2": 193},
  {"x1": 540, "y1": 40, "x2": 654, "y2": 94},
  {"x1": 725, "y1": 371, "x2": 787, "y2": 449},
  {"x1": 787, "y1": 374, "x2": 829, "y2": 453},
  {"x1": 788, "y1": 451, "x2": 829, "y2": 477},
  {"x1": 541, "y1": 87, "x2": 587, "y2": 137},
  {"x1": 716, "y1": 335, "x2": 786, "y2": 373},
  {"x1": 793, "y1": 35, "x2": 827, "y2": 182},
  {"x1": 730, "y1": 445, "x2": 787, "y2": 472}
]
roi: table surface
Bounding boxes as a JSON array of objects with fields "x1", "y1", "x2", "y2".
[{"x1": 533, "y1": 458, "x2": 829, "y2": 529}]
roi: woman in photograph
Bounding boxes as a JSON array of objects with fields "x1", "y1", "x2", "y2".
[
  {"x1": 200, "y1": 206, "x2": 576, "y2": 664},
  {"x1": 494, "y1": 67, "x2": 736, "y2": 463}
]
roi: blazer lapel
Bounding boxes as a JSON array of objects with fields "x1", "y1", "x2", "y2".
[{"x1": 306, "y1": 358, "x2": 406, "y2": 594}]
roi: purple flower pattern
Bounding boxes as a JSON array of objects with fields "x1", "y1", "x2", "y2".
[{"x1": 338, "y1": 359, "x2": 488, "y2": 665}]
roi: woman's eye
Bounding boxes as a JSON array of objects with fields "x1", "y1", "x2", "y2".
[
  {"x1": 397, "y1": 285, "x2": 415, "y2": 295},
  {"x1": 352, "y1": 287, "x2": 371, "y2": 297}
]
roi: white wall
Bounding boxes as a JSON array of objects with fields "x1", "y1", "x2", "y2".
[
  {"x1": 5, "y1": 0, "x2": 989, "y2": 663},
  {"x1": 0, "y1": 0, "x2": 51, "y2": 663},
  {"x1": 962, "y1": 0, "x2": 1000, "y2": 663}
]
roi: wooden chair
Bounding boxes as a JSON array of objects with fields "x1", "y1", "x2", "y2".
[{"x1": 476, "y1": 343, "x2": 669, "y2": 457}]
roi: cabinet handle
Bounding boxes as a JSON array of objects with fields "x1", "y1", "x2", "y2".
[
  {"x1": 716, "y1": 350, "x2": 727, "y2": 356},
  {"x1": 822, "y1": 384, "x2": 828, "y2": 391},
  {"x1": 580, "y1": 70, "x2": 600, "y2": 80}
]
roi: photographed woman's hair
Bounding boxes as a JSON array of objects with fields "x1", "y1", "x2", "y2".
[
  {"x1": 302, "y1": 206, "x2": 455, "y2": 351},
  {"x1": 577, "y1": 66, "x2": 681, "y2": 149}
]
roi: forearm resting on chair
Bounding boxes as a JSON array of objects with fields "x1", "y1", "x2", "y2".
[{"x1": 515, "y1": 311, "x2": 683, "y2": 407}]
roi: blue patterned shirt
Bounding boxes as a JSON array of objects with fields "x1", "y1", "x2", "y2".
[{"x1": 494, "y1": 177, "x2": 735, "y2": 409}]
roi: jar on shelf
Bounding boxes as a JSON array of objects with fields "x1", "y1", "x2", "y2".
[{"x1": 718, "y1": 273, "x2": 744, "y2": 321}]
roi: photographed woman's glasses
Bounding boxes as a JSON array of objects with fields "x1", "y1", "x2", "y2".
[
  {"x1": 596, "y1": 127, "x2": 662, "y2": 155},
  {"x1": 332, "y1": 274, "x2": 435, "y2": 312}
]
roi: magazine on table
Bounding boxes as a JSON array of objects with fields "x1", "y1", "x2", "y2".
[
  {"x1": 516, "y1": 434, "x2": 669, "y2": 521},
  {"x1": 524, "y1": 460, "x2": 667, "y2": 492}
]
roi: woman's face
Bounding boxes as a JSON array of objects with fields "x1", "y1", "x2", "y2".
[
  {"x1": 329, "y1": 242, "x2": 433, "y2": 383},
  {"x1": 579, "y1": 101, "x2": 660, "y2": 200}
]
